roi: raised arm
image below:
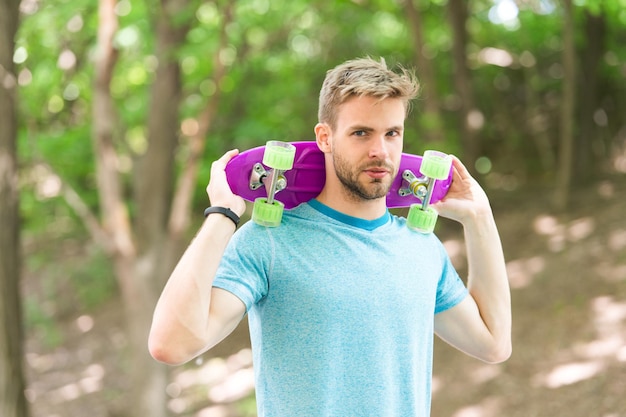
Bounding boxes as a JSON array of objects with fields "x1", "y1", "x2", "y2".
[
  {"x1": 433, "y1": 156, "x2": 512, "y2": 363},
  {"x1": 148, "y1": 150, "x2": 247, "y2": 365}
]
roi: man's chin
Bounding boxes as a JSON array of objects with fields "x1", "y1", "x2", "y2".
[
  {"x1": 358, "y1": 181, "x2": 392, "y2": 201},
  {"x1": 338, "y1": 175, "x2": 394, "y2": 201}
]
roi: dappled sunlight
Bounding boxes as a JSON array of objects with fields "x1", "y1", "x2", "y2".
[
  {"x1": 433, "y1": 360, "x2": 505, "y2": 414},
  {"x1": 533, "y1": 214, "x2": 560, "y2": 235},
  {"x1": 590, "y1": 296, "x2": 626, "y2": 342},
  {"x1": 608, "y1": 229, "x2": 626, "y2": 252},
  {"x1": 534, "y1": 295, "x2": 626, "y2": 389},
  {"x1": 451, "y1": 397, "x2": 502, "y2": 417},
  {"x1": 506, "y1": 256, "x2": 545, "y2": 289},
  {"x1": 26, "y1": 352, "x2": 58, "y2": 374},
  {"x1": 431, "y1": 375, "x2": 443, "y2": 395},
  {"x1": 536, "y1": 360, "x2": 605, "y2": 389},
  {"x1": 469, "y1": 364, "x2": 502, "y2": 384},
  {"x1": 566, "y1": 217, "x2": 595, "y2": 242},
  {"x1": 76, "y1": 315, "x2": 94, "y2": 333},
  {"x1": 170, "y1": 348, "x2": 255, "y2": 415},
  {"x1": 433, "y1": 187, "x2": 626, "y2": 415},
  {"x1": 613, "y1": 145, "x2": 626, "y2": 173},
  {"x1": 175, "y1": 348, "x2": 253, "y2": 389},
  {"x1": 532, "y1": 214, "x2": 596, "y2": 252},
  {"x1": 27, "y1": 361, "x2": 106, "y2": 405},
  {"x1": 597, "y1": 181, "x2": 616, "y2": 199},
  {"x1": 575, "y1": 335, "x2": 624, "y2": 360},
  {"x1": 533, "y1": 214, "x2": 566, "y2": 252},
  {"x1": 28, "y1": 163, "x2": 62, "y2": 200},
  {"x1": 195, "y1": 405, "x2": 232, "y2": 417},
  {"x1": 209, "y1": 367, "x2": 255, "y2": 403},
  {"x1": 593, "y1": 228, "x2": 626, "y2": 283},
  {"x1": 51, "y1": 364, "x2": 105, "y2": 402}
]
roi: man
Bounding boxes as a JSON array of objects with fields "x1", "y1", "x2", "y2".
[{"x1": 149, "y1": 57, "x2": 511, "y2": 416}]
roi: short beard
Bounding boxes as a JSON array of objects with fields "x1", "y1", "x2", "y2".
[{"x1": 333, "y1": 152, "x2": 394, "y2": 201}]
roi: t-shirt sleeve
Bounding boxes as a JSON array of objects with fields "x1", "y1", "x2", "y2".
[
  {"x1": 213, "y1": 223, "x2": 270, "y2": 312},
  {"x1": 434, "y1": 242, "x2": 468, "y2": 314}
]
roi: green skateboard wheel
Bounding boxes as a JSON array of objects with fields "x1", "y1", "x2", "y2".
[
  {"x1": 420, "y1": 151, "x2": 452, "y2": 180},
  {"x1": 252, "y1": 197, "x2": 284, "y2": 227},
  {"x1": 407, "y1": 204, "x2": 438, "y2": 234},
  {"x1": 263, "y1": 141, "x2": 297, "y2": 171}
]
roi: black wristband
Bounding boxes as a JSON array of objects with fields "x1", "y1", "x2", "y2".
[{"x1": 204, "y1": 206, "x2": 240, "y2": 226}]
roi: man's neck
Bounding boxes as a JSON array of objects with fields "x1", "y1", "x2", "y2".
[{"x1": 315, "y1": 185, "x2": 388, "y2": 221}]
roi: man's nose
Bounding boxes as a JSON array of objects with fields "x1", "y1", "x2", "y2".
[{"x1": 369, "y1": 136, "x2": 389, "y2": 159}]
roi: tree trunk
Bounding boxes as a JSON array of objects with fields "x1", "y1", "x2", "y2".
[
  {"x1": 447, "y1": 0, "x2": 480, "y2": 169},
  {"x1": 524, "y1": 64, "x2": 556, "y2": 175},
  {"x1": 576, "y1": 9, "x2": 606, "y2": 180},
  {"x1": 129, "y1": 1, "x2": 192, "y2": 416},
  {"x1": 402, "y1": 0, "x2": 445, "y2": 144},
  {"x1": 0, "y1": 0, "x2": 30, "y2": 415},
  {"x1": 93, "y1": 0, "x2": 132, "y2": 259},
  {"x1": 91, "y1": 0, "x2": 235, "y2": 414},
  {"x1": 134, "y1": 1, "x2": 190, "y2": 251},
  {"x1": 554, "y1": 0, "x2": 576, "y2": 210},
  {"x1": 93, "y1": 1, "x2": 171, "y2": 416}
]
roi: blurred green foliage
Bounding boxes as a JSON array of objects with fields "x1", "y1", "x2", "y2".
[{"x1": 13, "y1": 0, "x2": 626, "y2": 316}]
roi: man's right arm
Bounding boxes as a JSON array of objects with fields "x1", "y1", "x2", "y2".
[{"x1": 148, "y1": 150, "x2": 247, "y2": 365}]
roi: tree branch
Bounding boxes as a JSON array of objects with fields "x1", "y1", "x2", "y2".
[{"x1": 168, "y1": 1, "x2": 236, "y2": 238}]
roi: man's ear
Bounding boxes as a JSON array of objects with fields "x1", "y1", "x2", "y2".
[{"x1": 314, "y1": 123, "x2": 332, "y2": 153}]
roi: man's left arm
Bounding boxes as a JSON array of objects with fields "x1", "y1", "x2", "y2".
[{"x1": 433, "y1": 156, "x2": 512, "y2": 364}]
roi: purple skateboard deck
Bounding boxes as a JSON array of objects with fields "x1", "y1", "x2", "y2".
[{"x1": 225, "y1": 141, "x2": 453, "y2": 210}]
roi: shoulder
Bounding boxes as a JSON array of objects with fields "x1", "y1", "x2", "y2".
[
  {"x1": 228, "y1": 202, "x2": 320, "y2": 245},
  {"x1": 387, "y1": 212, "x2": 444, "y2": 242}
]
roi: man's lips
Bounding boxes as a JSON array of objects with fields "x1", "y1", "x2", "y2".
[{"x1": 363, "y1": 167, "x2": 391, "y2": 179}]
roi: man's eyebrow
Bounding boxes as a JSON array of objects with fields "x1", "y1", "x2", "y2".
[
  {"x1": 347, "y1": 125, "x2": 404, "y2": 132},
  {"x1": 347, "y1": 125, "x2": 375, "y2": 132}
]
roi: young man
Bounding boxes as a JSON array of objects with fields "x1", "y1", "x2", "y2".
[{"x1": 149, "y1": 57, "x2": 511, "y2": 416}]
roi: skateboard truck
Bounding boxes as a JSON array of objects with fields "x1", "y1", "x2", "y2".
[
  {"x1": 399, "y1": 170, "x2": 429, "y2": 200},
  {"x1": 250, "y1": 141, "x2": 297, "y2": 227},
  {"x1": 399, "y1": 151, "x2": 453, "y2": 234},
  {"x1": 249, "y1": 163, "x2": 287, "y2": 195}
]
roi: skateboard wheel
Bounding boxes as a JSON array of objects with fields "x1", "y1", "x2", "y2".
[
  {"x1": 420, "y1": 151, "x2": 452, "y2": 180},
  {"x1": 407, "y1": 204, "x2": 438, "y2": 234},
  {"x1": 252, "y1": 197, "x2": 284, "y2": 227},
  {"x1": 263, "y1": 141, "x2": 297, "y2": 171}
]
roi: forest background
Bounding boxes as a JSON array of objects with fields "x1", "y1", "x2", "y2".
[{"x1": 1, "y1": 0, "x2": 626, "y2": 416}]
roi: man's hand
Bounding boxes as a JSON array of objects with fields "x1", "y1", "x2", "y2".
[
  {"x1": 434, "y1": 156, "x2": 491, "y2": 225},
  {"x1": 207, "y1": 149, "x2": 247, "y2": 217}
]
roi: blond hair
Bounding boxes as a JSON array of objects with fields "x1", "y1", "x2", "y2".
[{"x1": 318, "y1": 57, "x2": 420, "y2": 128}]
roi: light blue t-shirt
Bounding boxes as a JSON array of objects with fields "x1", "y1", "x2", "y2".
[{"x1": 213, "y1": 200, "x2": 468, "y2": 417}]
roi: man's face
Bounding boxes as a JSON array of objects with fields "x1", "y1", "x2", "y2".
[{"x1": 328, "y1": 95, "x2": 405, "y2": 201}]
